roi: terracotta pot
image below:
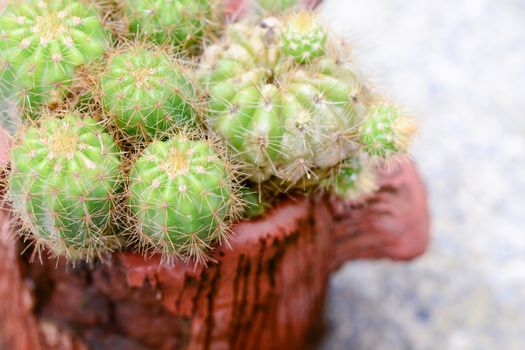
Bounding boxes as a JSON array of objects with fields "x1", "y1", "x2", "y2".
[{"x1": 0, "y1": 122, "x2": 429, "y2": 350}]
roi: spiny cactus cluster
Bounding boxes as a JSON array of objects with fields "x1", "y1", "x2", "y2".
[
  {"x1": 200, "y1": 12, "x2": 415, "y2": 188},
  {"x1": 1, "y1": 0, "x2": 415, "y2": 264}
]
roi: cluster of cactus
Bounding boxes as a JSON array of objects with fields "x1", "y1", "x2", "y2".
[
  {"x1": 200, "y1": 12, "x2": 415, "y2": 188},
  {"x1": 0, "y1": 0, "x2": 415, "y2": 264}
]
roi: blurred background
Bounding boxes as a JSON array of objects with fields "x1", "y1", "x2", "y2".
[{"x1": 316, "y1": 0, "x2": 525, "y2": 349}]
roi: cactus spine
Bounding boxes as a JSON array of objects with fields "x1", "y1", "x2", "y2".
[
  {"x1": 0, "y1": 0, "x2": 109, "y2": 115},
  {"x1": 100, "y1": 46, "x2": 199, "y2": 140},
  {"x1": 8, "y1": 114, "x2": 122, "y2": 260},
  {"x1": 128, "y1": 135, "x2": 240, "y2": 263}
]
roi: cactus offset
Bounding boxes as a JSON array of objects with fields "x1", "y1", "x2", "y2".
[
  {"x1": 0, "y1": 0, "x2": 109, "y2": 115},
  {"x1": 282, "y1": 12, "x2": 326, "y2": 64},
  {"x1": 256, "y1": 0, "x2": 297, "y2": 12},
  {"x1": 360, "y1": 103, "x2": 416, "y2": 159},
  {"x1": 100, "y1": 46, "x2": 199, "y2": 140},
  {"x1": 124, "y1": 0, "x2": 221, "y2": 52},
  {"x1": 128, "y1": 135, "x2": 240, "y2": 263},
  {"x1": 325, "y1": 159, "x2": 378, "y2": 200},
  {"x1": 240, "y1": 186, "x2": 267, "y2": 218},
  {"x1": 7, "y1": 114, "x2": 122, "y2": 261}
]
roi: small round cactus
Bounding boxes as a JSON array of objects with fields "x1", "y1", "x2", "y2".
[
  {"x1": 0, "y1": 0, "x2": 109, "y2": 115},
  {"x1": 256, "y1": 0, "x2": 298, "y2": 12},
  {"x1": 200, "y1": 14, "x2": 371, "y2": 186},
  {"x1": 7, "y1": 114, "x2": 122, "y2": 260},
  {"x1": 124, "y1": 0, "x2": 221, "y2": 51},
  {"x1": 100, "y1": 46, "x2": 199, "y2": 140},
  {"x1": 360, "y1": 103, "x2": 416, "y2": 159},
  {"x1": 240, "y1": 186, "x2": 267, "y2": 218},
  {"x1": 282, "y1": 12, "x2": 327, "y2": 63},
  {"x1": 326, "y1": 159, "x2": 378, "y2": 200},
  {"x1": 128, "y1": 135, "x2": 240, "y2": 263}
]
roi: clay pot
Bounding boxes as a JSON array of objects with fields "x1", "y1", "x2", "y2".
[{"x1": 0, "y1": 122, "x2": 429, "y2": 350}]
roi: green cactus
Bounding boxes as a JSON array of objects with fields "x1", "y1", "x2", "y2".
[
  {"x1": 0, "y1": 0, "x2": 109, "y2": 115},
  {"x1": 256, "y1": 0, "x2": 297, "y2": 12},
  {"x1": 327, "y1": 159, "x2": 377, "y2": 200},
  {"x1": 240, "y1": 186, "x2": 266, "y2": 218},
  {"x1": 128, "y1": 135, "x2": 240, "y2": 263},
  {"x1": 100, "y1": 46, "x2": 198, "y2": 140},
  {"x1": 282, "y1": 12, "x2": 327, "y2": 64},
  {"x1": 7, "y1": 114, "x2": 122, "y2": 261},
  {"x1": 360, "y1": 103, "x2": 416, "y2": 159},
  {"x1": 200, "y1": 14, "x2": 373, "y2": 186},
  {"x1": 124, "y1": 0, "x2": 220, "y2": 52}
]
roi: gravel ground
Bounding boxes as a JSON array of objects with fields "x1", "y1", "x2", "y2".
[{"x1": 318, "y1": 0, "x2": 525, "y2": 349}]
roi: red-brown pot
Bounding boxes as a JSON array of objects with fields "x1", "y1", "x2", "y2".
[{"x1": 0, "y1": 123, "x2": 429, "y2": 350}]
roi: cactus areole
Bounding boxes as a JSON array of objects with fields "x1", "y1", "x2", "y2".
[
  {"x1": 201, "y1": 14, "x2": 373, "y2": 185},
  {"x1": 8, "y1": 115, "x2": 121, "y2": 260},
  {"x1": 0, "y1": 0, "x2": 108, "y2": 112},
  {"x1": 128, "y1": 136, "x2": 236, "y2": 262}
]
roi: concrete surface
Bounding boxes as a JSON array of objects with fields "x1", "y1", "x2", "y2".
[{"x1": 319, "y1": 0, "x2": 525, "y2": 349}]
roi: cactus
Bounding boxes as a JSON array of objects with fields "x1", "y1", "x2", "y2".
[
  {"x1": 325, "y1": 159, "x2": 378, "y2": 200},
  {"x1": 128, "y1": 135, "x2": 240, "y2": 263},
  {"x1": 281, "y1": 11, "x2": 326, "y2": 63},
  {"x1": 200, "y1": 12, "x2": 415, "y2": 189},
  {"x1": 200, "y1": 14, "x2": 368, "y2": 186},
  {"x1": 256, "y1": 0, "x2": 298, "y2": 12},
  {"x1": 240, "y1": 186, "x2": 267, "y2": 218},
  {"x1": 7, "y1": 114, "x2": 122, "y2": 261},
  {"x1": 99, "y1": 46, "x2": 199, "y2": 140},
  {"x1": 0, "y1": 0, "x2": 109, "y2": 115},
  {"x1": 124, "y1": 0, "x2": 221, "y2": 52},
  {"x1": 360, "y1": 103, "x2": 416, "y2": 159}
]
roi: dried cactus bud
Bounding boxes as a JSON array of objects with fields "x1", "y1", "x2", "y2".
[
  {"x1": 100, "y1": 47, "x2": 198, "y2": 140},
  {"x1": 8, "y1": 114, "x2": 122, "y2": 261},
  {"x1": 128, "y1": 135, "x2": 240, "y2": 264},
  {"x1": 0, "y1": 0, "x2": 108, "y2": 115}
]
